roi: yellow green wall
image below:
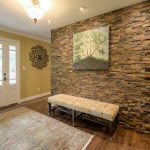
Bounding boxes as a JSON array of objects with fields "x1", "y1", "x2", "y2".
[{"x1": 0, "y1": 30, "x2": 51, "y2": 99}]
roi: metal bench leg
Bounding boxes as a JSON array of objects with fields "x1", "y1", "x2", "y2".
[
  {"x1": 72, "y1": 110, "x2": 76, "y2": 127},
  {"x1": 109, "y1": 114, "x2": 119, "y2": 141},
  {"x1": 117, "y1": 114, "x2": 119, "y2": 123},
  {"x1": 109, "y1": 121, "x2": 113, "y2": 140},
  {"x1": 48, "y1": 103, "x2": 51, "y2": 116}
]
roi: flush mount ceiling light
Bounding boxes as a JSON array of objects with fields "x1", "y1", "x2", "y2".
[
  {"x1": 22, "y1": 0, "x2": 49, "y2": 23},
  {"x1": 48, "y1": 19, "x2": 52, "y2": 24},
  {"x1": 80, "y1": 6, "x2": 87, "y2": 12}
]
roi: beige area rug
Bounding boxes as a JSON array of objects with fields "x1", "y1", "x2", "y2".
[{"x1": 0, "y1": 107, "x2": 93, "y2": 150}]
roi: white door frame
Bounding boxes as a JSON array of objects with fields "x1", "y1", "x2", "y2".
[{"x1": 0, "y1": 37, "x2": 20, "y2": 104}]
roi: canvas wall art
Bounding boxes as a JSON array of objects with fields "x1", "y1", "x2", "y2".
[{"x1": 73, "y1": 27, "x2": 109, "y2": 70}]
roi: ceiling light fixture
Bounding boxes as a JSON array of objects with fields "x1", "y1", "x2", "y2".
[
  {"x1": 23, "y1": 0, "x2": 46, "y2": 23},
  {"x1": 80, "y1": 6, "x2": 87, "y2": 12},
  {"x1": 48, "y1": 19, "x2": 52, "y2": 24}
]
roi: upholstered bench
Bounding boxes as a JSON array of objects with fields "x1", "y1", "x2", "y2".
[{"x1": 48, "y1": 94, "x2": 119, "y2": 136}]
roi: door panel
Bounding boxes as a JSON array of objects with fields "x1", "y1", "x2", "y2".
[
  {"x1": 9, "y1": 45, "x2": 17, "y2": 85},
  {"x1": 0, "y1": 40, "x2": 7, "y2": 106},
  {"x1": 0, "y1": 39, "x2": 19, "y2": 107},
  {"x1": 0, "y1": 43, "x2": 3, "y2": 86}
]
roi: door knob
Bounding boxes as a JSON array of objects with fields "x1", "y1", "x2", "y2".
[{"x1": 4, "y1": 77, "x2": 7, "y2": 81}]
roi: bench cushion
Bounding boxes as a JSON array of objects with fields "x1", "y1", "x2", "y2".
[{"x1": 48, "y1": 94, "x2": 119, "y2": 121}]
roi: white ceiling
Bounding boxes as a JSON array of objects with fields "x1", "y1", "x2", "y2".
[{"x1": 0, "y1": 0, "x2": 145, "y2": 42}]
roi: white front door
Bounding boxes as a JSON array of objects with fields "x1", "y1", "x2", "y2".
[{"x1": 0, "y1": 38, "x2": 19, "y2": 107}]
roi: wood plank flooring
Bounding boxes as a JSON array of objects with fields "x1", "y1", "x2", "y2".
[{"x1": 0, "y1": 96, "x2": 149, "y2": 150}]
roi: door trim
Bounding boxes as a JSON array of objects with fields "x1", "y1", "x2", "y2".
[{"x1": 0, "y1": 37, "x2": 20, "y2": 104}]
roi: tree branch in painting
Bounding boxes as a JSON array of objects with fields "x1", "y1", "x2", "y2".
[{"x1": 73, "y1": 27, "x2": 109, "y2": 70}]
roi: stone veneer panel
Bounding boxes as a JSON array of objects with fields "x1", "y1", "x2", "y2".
[{"x1": 51, "y1": 1, "x2": 150, "y2": 133}]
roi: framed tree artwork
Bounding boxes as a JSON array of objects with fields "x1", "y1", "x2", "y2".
[{"x1": 73, "y1": 27, "x2": 109, "y2": 70}]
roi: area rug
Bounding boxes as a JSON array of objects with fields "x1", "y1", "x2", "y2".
[{"x1": 0, "y1": 107, "x2": 93, "y2": 150}]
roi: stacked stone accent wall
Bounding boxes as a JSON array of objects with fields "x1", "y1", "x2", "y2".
[{"x1": 51, "y1": 1, "x2": 150, "y2": 133}]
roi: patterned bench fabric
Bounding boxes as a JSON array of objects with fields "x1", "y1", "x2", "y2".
[{"x1": 48, "y1": 94, "x2": 119, "y2": 121}]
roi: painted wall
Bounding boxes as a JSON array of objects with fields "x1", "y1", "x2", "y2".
[
  {"x1": 0, "y1": 30, "x2": 51, "y2": 99},
  {"x1": 51, "y1": 1, "x2": 150, "y2": 133}
]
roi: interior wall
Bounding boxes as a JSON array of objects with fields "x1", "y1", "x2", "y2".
[
  {"x1": 51, "y1": 1, "x2": 150, "y2": 133},
  {"x1": 0, "y1": 30, "x2": 51, "y2": 100}
]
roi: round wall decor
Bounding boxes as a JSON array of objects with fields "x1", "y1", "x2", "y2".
[{"x1": 29, "y1": 45, "x2": 49, "y2": 70}]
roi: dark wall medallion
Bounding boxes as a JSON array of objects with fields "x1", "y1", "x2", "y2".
[{"x1": 29, "y1": 45, "x2": 49, "y2": 70}]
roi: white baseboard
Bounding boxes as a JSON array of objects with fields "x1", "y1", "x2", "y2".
[{"x1": 19, "y1": 92, "x2": 51, "y2": 103}]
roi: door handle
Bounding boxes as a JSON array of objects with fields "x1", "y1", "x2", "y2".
[{"x1": 4, "y1": 77, "x2": 7, "y2": 81}]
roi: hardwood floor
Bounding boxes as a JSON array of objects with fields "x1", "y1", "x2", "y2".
[{"x1": 0, "y1": 96, "x2": 149, "y2": 150}]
